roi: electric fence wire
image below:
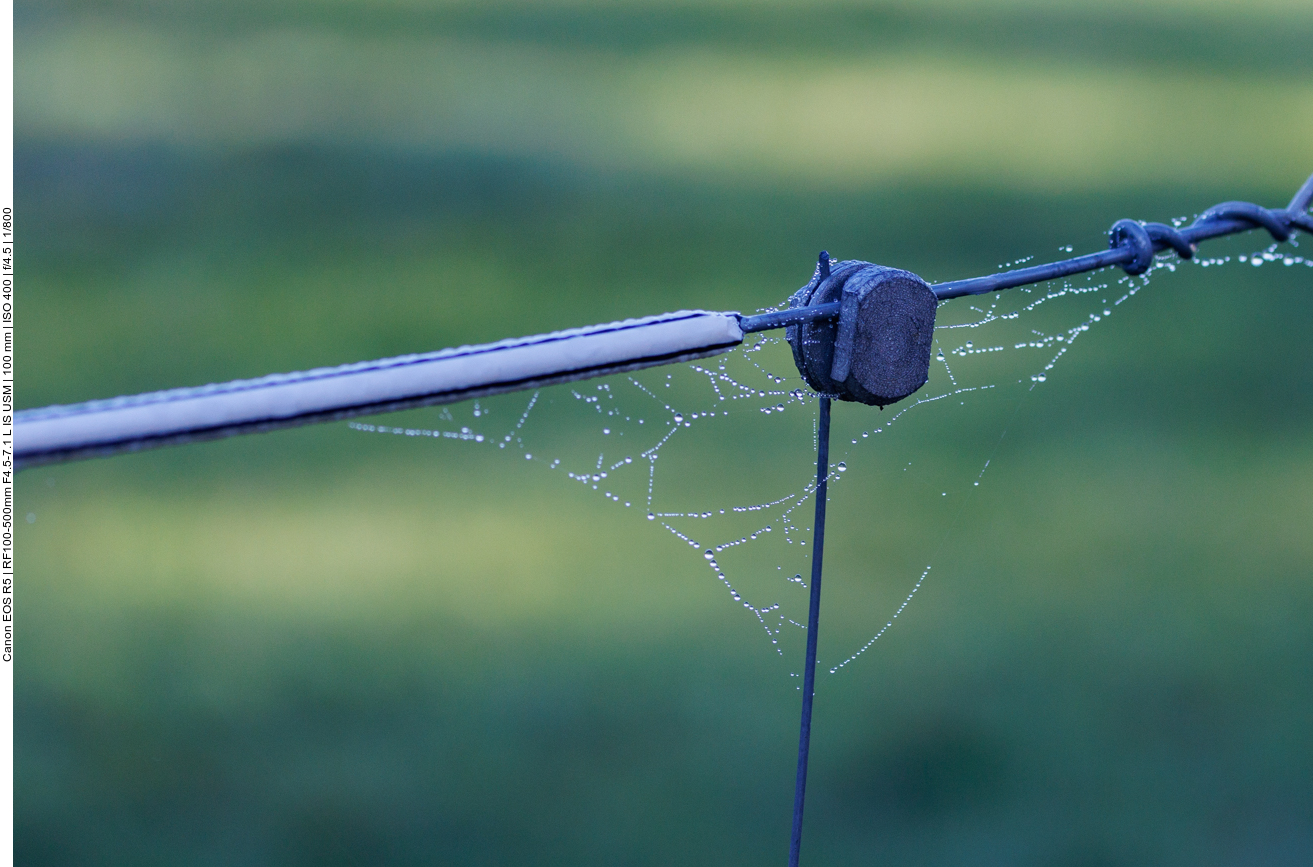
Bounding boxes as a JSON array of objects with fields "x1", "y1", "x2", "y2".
[
  {"x1": 738, "y1": 171, "x2": 1313, "y2": 334},
  {"x1": 14, "y1": 173, "x2": 1312, "y2": 469}
]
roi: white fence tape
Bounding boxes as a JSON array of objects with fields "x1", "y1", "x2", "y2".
[{"x1": 16, "y1": 310, "x2": 744, "y2": 468}]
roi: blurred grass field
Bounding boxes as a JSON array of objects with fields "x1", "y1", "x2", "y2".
[{"x1": 15, "y1": 1, "x2": 1313, "y2": 864}]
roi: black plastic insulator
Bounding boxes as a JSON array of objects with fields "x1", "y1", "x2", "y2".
[{"x1": 786, "y1": 255, "x2": 937, "y2": 407}]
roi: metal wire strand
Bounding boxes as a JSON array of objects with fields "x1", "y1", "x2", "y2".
[
  {"x1": 17, "y1": 173, "x2": 1309, "y2": 469},
  {"x1": 740, "y1": 170, "x2": 1313, "y2": 328},
  {"x1": 789, "y1": 396, "x2": 831, "y2": 867}
]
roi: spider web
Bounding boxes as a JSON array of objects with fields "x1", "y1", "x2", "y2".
[{"x1": 351, "y1": 242, "x2": 1310, "y2": 682}]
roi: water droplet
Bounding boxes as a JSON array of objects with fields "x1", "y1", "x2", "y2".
[
  {"x1": 704, "y1": 550, "x2": 714, "y2": 559},
  {"x1": 836, "y1": 462, "x2": 847, "y2": 472},
  {"x1": 648, "y1": 513, "x2": 656, "y2": 520},
  {"x1": 602, "y1": 428, "x2": 610, "y2": 434},
  {"x1": 525, "y1": 454, "x2": 533, "y2": 460},
  {"x1": 965, "y1": 341, "x2": 974, "y2": 349},
  {"x1": 673, "y1": 414, "x2": 684, "y2": 423}
]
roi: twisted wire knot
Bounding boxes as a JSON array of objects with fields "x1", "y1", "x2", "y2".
[
  {"x1": 1108, "y1": 219, "x2": 1156, "y2": 275},
  {"x1": 1107, "y1": 175, "x2": 1312, "y2": 276}
]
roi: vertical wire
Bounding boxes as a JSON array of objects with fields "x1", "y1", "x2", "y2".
[{"x1": 789, "y1": 396, "x2": 831, "y2": 867}]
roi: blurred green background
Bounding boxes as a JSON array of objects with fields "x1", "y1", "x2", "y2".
[{"x1": 14, "y1": 1, "x2": 1313, "y2": 864}]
